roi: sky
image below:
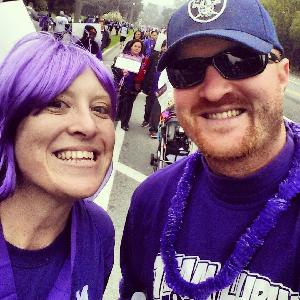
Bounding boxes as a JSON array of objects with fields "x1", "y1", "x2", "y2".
[{"x1": 142, "y1": 0, "x2": 174, "y2": 8}]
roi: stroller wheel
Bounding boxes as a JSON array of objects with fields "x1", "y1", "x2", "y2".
[
  {"x1": 150, "y1": 153, "x2": 159, "y2": 172},
  {"x1": 150, "y1": 153, "x2": 155, "y2": 166}
]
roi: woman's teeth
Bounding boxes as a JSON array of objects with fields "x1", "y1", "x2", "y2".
[
  {"x1": 56, "y1": 151, "x2": 94, "y2": 161},
  {"x1": 206, "y1": 109, "x2": 243, "y2": 120}
]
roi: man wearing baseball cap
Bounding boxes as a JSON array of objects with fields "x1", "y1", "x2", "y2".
[{"x1": 120, "y1": 0, "x2": 300, "y2": 299}]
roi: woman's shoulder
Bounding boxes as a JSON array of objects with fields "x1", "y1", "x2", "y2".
[{"x1": 76, "y1": 200, "x2": 114, "y2": 236}]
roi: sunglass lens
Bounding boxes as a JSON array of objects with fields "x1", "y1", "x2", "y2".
[
  {"x1": 216, "y1": 50, "x2": 267, "y2": 79},
  {"x1": 167, "y1": 59, "x2": 207, "y2": 89}
]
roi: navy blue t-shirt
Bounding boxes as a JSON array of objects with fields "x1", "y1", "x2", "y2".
[
  {"x1": 7, "y1": 219, "x2": 70, "y2": 299},
  {"x1": 120, "y1": 130, "x2": 300, "y2": 299},
  {"x1": 4, "y1": 200, "x2": 114, "y2": 300}
]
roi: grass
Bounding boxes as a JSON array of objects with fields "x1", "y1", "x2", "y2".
[
  {"x1": 107, "y1": 30, "x2": 134, "y2": 49},
  {"x1": 107, "y1": 35, "x2": 120, "y2": 49}
]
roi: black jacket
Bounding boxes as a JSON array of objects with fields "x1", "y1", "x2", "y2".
[
  {"x1": 142, "y1": 50, "x2": 160, "y2": 95},
  {"x1": 101, "y1": 30, "x2": 111, "y2": 50}
]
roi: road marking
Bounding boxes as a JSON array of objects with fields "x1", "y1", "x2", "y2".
[
  {"x1": 289, "y1": 78, "x2": 300, "y2": 86},
  {"x1": 286, "y1": 88, "x2": 300, "y2": 99},
  {"x1": 94, "y1": 121, "x2": 148, "y2": 210},
  {"x1": 116, "y1": 162, "x2": 147, "y2": 182},
  {"x1": 94, "y1": 122, "x2": 124, "y2": 210}
]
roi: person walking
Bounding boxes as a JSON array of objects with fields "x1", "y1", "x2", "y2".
[
  {"x1": 141, "y1": 40, "x2": 167, "y2": 138},
  {"x1": 76, "y1": 25, "x2": 100, "y2": 57},
  {"x1": 112, "y1": 39, "x2": 146, "y2": 131},
  {"x1": 53, "y1": 11, "x2": 68, "y2": 40},
  {"x1": 143, "y1": 30, "x2": 158, "y2": 57},
  {"x1": 39, "y1": 13, "x2": 52, "y2": 32},
  {"x1": 119, "y1": 23, "x2": 129, "y2": 48},
  {"x1": 99, "y1": 18, "x2": 111, "y2": 51},
  {"x1": 119, "y1": 0, "x2": 300, "y2": 299}
]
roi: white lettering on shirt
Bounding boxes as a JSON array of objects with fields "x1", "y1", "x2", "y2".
[
  {"x1": 76, "y1": 285, "x2": 89, "y2": 300},
  {"x1": 153, "y1": 254, "x2": 300, "y2": 300}
]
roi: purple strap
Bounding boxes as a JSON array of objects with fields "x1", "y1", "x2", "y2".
[{"x1": 0, "y1": 207, "x2": 77, "y2": 300}]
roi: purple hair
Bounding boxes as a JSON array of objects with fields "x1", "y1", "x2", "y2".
[{"x1": 0, "y1": 32, "x2": 117, "y2": 201}]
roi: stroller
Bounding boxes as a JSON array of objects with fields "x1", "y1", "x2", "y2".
[{"x1": 150, "y1": 105, "x2": 191, "y2": 171}]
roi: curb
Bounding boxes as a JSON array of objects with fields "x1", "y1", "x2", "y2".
[
  {"x1": 103, "y1": 34, "x2": 133, "y2": 57},
  {"x1": 103, "y1": 41, "x2": 121, "y2": 57}
]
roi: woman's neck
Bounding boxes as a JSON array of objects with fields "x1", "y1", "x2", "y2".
[{"x1": 0, "y1": 185, "x2": 73, "y2": 250}]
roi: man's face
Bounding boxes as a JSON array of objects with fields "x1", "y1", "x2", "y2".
[{"x1": 174, "y1": 37, "x2": 289, "y2": 162}]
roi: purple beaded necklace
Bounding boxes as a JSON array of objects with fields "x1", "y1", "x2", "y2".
[{"x1": 160, "y1": 121, "x2": 300, "y2": 300}]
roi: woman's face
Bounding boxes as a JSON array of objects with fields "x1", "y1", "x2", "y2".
[
  {"x1": 134, "y1": 31, "x2": 142, "y2": 39},
  {"x1": 131, "y1": 42, "x2": 142, "y2": 56},
  {"x1": 14, "y1": 68, "x2": 115, "y2": 201}
]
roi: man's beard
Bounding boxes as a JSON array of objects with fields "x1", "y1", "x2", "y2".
[{"x1": 176, "y1": 95, "x2": 284, "y2": 162}]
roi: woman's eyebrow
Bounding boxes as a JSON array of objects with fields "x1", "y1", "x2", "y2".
[{"x1": 93, "y1": 94, "x2": 110, "y2": 101}]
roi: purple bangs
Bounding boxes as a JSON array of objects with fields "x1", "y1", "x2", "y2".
[{"x1": 0, "y1": 32, "x2": 117, "y2": 201}]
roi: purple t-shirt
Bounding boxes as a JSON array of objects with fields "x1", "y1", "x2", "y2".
[
  {"x1": 120, "y1": 130, "x2": 300, "y2": 299},
  {"x1": 144, "y1": 39, "x2": 156, "y2": 57}
]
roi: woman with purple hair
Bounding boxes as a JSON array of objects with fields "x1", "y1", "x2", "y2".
[{"x1": 0, "y1": 32, "x2": 116, "y2": 299}]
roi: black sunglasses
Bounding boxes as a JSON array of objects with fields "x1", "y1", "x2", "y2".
[{"x1": 166, "y1": 47, "x2": 281, "y2": 89}]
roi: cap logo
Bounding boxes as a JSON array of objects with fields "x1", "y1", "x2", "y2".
[{"x1": 188, "y1": 0, "x2": 227, "y2": 23}]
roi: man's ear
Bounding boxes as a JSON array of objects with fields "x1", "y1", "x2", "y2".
[{"x1": 278, "y1": 58, "x2": 290, "y2": 90}]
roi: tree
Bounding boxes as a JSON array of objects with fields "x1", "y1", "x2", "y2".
[
  {"x1": 118, "y1": 0, "x2": 142, "y2": 23},
  {"x1": 261, "y1": 0, "x2": 300, "y2": 70},
  {"x1": 140, "y1": 3, "x2": 161, "y2": 27},
  {"x1": 173, "y1": 0, "x2": 186, "y2": 8},
  {"x1": 161, "y1": 7, "x2": 174, "y2": 27},
  {"x1": 48, "y1": 0, "x2": 74, "y2": 15},
  {"x1": 103, "y1": 10, "x2": 123, "y2": 22},
  {"x1": 289, "y1": 11, "x2": 300, "y2": 69}
]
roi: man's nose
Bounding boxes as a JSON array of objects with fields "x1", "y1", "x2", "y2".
[
  {"x1": 197, "y1": 66, "x2": 233, "y2": 102},
  {"x1": 67, "y1": 108, "x2": 97, "y2": 139}
]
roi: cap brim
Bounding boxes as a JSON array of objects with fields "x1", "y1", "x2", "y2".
[{"x1": 157, "y1": 29, "x2": 274, "y2": 71}]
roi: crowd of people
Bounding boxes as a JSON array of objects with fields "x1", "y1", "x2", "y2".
[
  {"x1": 35, "y1": 6, "x2": 167, "y2": 137},
  {"x1": 36, "y1": 10, "x2": 112, "y2": 59},
  {"x1": 1, "y1": 0, "x2": 299, "y2": 299},
  {"x1": 112, "y1": 28, "x2": 168, "y2": 136}
]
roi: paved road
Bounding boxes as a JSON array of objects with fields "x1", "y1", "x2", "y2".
[
  {"x1": 99, "y1": 42, "x2": 300, "y2": 300},
  {"x1": 101, "y1": 42, "x2": 158, "y2": 300},
  {"x1": 285, "y1": 74, "x2": 300, "y2": 122}
]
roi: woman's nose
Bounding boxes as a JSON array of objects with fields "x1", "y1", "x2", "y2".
[{"x1": 67, "y1": 108, "x2": 97, "y2": 139}]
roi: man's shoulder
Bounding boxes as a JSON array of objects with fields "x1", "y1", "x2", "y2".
[{"x1": 134, "y1": 156, "x2": 189, "y2": 200}]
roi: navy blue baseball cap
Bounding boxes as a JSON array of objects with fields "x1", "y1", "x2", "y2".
[{"x1": 157, "y1": 0, "x2": 283, "y2": 71}]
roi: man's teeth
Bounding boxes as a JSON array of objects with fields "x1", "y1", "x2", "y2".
[
  {"x1": 206, "y1": 109, "x2": 242, "y2": 120},
  {"x1": 56, "y1": 151, "x2": 94, "y2": 160}
]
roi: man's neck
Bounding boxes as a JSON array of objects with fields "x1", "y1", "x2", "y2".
[{"x1": 206, "y1": 125, "x2": 287, "y2": 178}]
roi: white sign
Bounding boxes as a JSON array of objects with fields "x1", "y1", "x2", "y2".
[
  {"x1": 115, "y1": 56, "x2": 142, "y2": 73},
  {"x1": 72, "y1": 23, "x2": 102, "y2": 44},
  {"x1": 154, "y1": 32, "x2": 167, "y2": 52},
  {"x1": 0, "y1": 0, "x2": 36, "y2": 62}
]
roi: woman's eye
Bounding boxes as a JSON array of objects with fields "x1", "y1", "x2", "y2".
[
  {"x1": 46, "y1": 100, "x2": 68, "y2": 112},
  {"x1": 93, "y1": 105, "x2": 111, "y2": 118}
]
